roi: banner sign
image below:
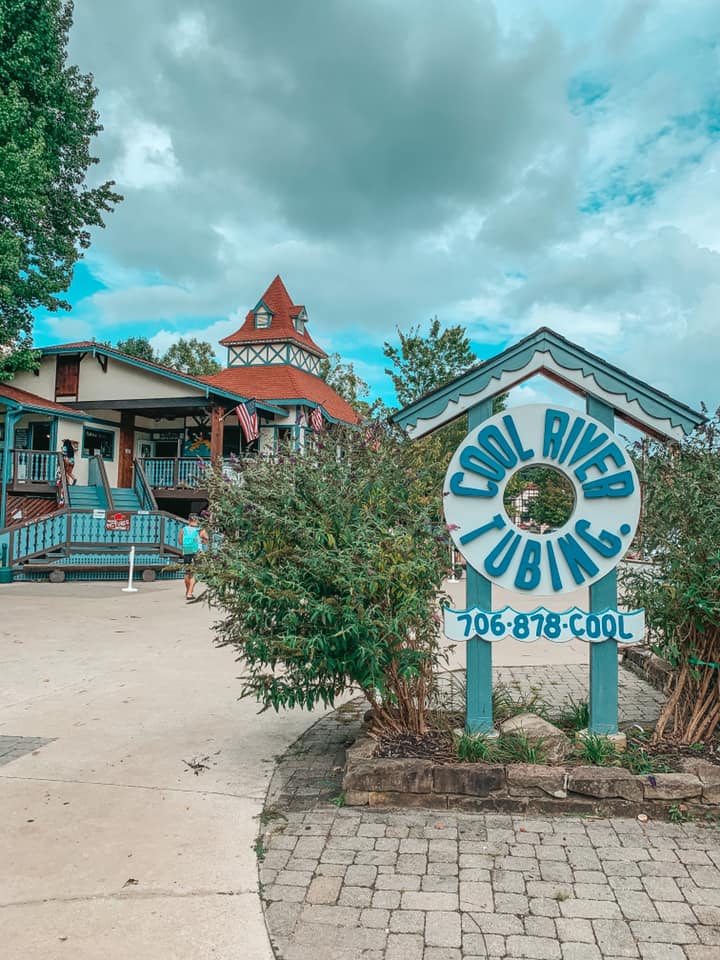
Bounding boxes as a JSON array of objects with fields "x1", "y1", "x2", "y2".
[
  {"x1": 443, "y1": 605, "x2": 645, "y2": 644},
  {"x1": 444, "y1": 404, "x2": 641, "y2": 594}
]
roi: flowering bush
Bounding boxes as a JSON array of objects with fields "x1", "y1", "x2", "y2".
[
  {"x1": 623, "y1": 412, "x2": 720, "y2": 743},
  {"x1": 201, "y1": 424, "x2": 450, "y2": 735}
]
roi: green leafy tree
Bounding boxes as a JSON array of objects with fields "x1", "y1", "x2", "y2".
[
  {"x1": 0, "y1": 0, "x2": 121, "y2": 381},
  {"x1": 202, "y1": 425, "x2": 449, "y2": 735},
  {"x1": 383, "y1": 318, "x2": 506, "y2": 515},
  {"x1": 622, "y1": 413, "x2": 720, "y2": 743},
  {"x1": 383, "y1": 317, "x2": 477, "y2": 408},
  {"x1": 319, "y1": 351, "x2": 369, "y2": 408},
  {"x1": 116, "y1": 336, "x2": 157, "y2": 362},
  {"x1": 161, "y1": 337, "x2": 221, "y2": 376}
]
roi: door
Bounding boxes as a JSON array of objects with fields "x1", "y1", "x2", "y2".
[
  {"x1": 29, "y1": 422, "x2": 52, "y2": 451},
  {"x1": 118, "y1": 412, "x2": 135, "y2": 488}
]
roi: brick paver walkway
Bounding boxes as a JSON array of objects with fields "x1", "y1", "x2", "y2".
[
  {"x1": 434, "y1": 665, "x2": 665, "y2": 727},
  {"x1": 259, "y1": 669, "x2": 719, "y2": 960}
]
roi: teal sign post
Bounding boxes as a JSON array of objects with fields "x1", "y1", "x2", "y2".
[
  {"x1": 392, "y1": 328, "x2": 706, "y2": 739},
  {"x1": 443, "y1": 400, "x2": 642, "y2": 735}
]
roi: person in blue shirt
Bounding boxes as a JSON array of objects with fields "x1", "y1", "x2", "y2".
[{"x1": 178, "y1": 514, "x2": 209, "y2": 601}]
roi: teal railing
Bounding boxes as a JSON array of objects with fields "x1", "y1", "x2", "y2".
[
  {"x1": 3, "y1": 508, "x2": 185, "y2": 566},
  {"x1": 133, "y1": 458, "x2": 158, "y2": 511},
  {"x1": 141, "y1": 457, "x2": 208, "y2": 489},
  {"x1": 0, "y1": 449, "x2": 60, "y2": 486}
]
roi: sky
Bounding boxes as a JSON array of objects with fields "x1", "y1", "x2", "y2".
[{"x1": 34, "y1": 0, "x2": 720, "y2": 411}]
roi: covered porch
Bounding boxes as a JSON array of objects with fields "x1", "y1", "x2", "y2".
[{"x1": 59, "y1": 394, "x2": 284, "y2": 500}]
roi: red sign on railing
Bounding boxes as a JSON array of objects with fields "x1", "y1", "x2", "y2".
[{"x1": 105, "y1": 512, "x2": 131, "y2": 532}]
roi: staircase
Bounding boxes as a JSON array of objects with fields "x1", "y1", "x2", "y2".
[
  {"x1": 110, "y1": 488, "x2": 142, "y2": 511},
  {"x1": 68, "y1": 485, "x2": 108, "y2": 510}
]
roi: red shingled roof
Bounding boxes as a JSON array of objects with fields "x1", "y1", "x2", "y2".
[
  {"x1": 201, "y1": 366, "x2": 359, "y2": 424},
  {"x1": 0, "y1": 382, "x2": 83, "y2": 416},
  {"x1": 219, "y1": 275, "x2": 327, "y2": 357}
]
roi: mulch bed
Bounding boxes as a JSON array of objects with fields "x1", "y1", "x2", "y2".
[{"x1": 374, "y1": 724, "x2": 720, "y2": 774}]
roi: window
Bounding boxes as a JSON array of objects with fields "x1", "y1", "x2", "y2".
[
  {"x1": 82, "y1": 427, "x2": 115, "y2": 460},
  {"x1": 294, "y1": 309, "x2": 306, "y2": 334},
  {"x1": 255, "y1": 306, "x2": 271, "y2": 329}
]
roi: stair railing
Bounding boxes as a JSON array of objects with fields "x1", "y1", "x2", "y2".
[
  {"x1": 89, "y1": 453, "x2": 114, "y2": 510},
  {"x1": 133, "y1": 458, "x2": 158, "y2": 511},
  {"x1": 56, "y1": 450, "x2": 70, "y2": 509}
]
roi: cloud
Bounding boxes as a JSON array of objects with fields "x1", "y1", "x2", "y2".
[{"x1": 56, "y1": 0, "x2": 720, "y2": 411}]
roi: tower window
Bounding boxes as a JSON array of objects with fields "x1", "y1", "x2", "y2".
[{"x1": 255, "y1": 307, "x2": 271, "y2": 329}]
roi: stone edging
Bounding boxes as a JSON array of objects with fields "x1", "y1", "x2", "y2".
[
  {"x1": 342, "y1": 731, "x2": 720, "y2": 816},
  {"x1": 620, "y1": 644, "x2": 674, "y2": 694}
]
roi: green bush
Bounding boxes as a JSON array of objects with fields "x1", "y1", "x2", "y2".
[
  {"x1": 201, "y1": 425, "x2": 449, "y2": 736},
  {"x1": 622, "y1": 414, "x2": 720, "y2": 743}
]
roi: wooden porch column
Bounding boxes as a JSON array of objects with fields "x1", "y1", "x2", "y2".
[
  {"x1": 210, "y1": 404, "x2": 224, "y2": 463},
  {"x1": 118, "y1": 412, "x2": 135, "y2": 488}
]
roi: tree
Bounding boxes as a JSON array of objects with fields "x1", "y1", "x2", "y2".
[
  {"x1": 116, "y1": 336, "x2": 157, "y2": 362},
  {"x1": 384, "y1": 319, "x2": 486, "y2": 513},
  {"x1": 319, "y1": 352, "x2": 369, "y2": 407},
  {"x1": 0, "y1": 0, "x2": 121, "y2": 381},
  {"x1": 383, "y1": 317, "x2": 477, "y2": 408},
  {"x1": 202, "y1": 424, "x2": 449, "y2": 735},
  {"x1": 160, "y1": 338, "x2": 221, "y2": 376},
  {"x1": 622, "y1": 413, "x2": 720, "y2": 744}
]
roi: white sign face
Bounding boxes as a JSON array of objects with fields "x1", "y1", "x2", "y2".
[
  {"x1": 443, "y1": 404, "x2": 641, "y2": 594},
  {"x1": 443, "y1": 605, "x2": 645, "y2": 644}
]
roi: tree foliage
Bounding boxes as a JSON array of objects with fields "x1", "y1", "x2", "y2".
[
  {"x1": 0, "y1": 0, "x2": 121, "y2": 380},
  {"x1": 382, "y1": 318, "x2": 505, "y2": 517},
  {"x1": 504, "y1": 466, "x2": 575, "y2": 531},
  {"x1": 319, "y1": 351, "x2": 369, "y2": 408},
  {"x1": 622, "y1": 413, "x2": 720, "y2": 743},
  {"x1": 116, "y1": 336, "x2": 156, "y2": 362},
  {"x1": 201, "y1": 426, "x2": 450, "y2": 735},
  {"x1": 160, "y1": 337, "x2": 221, "y2": 376},
  {"x1": 383, "y1": 317, "x2": 477, "y2": 408}
]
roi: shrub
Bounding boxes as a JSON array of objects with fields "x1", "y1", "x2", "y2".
[
  {"x1": 201, "y1": 424, "x2": 450, "y2": 736},
  {"x1": 622, "y1": 413, "x2": 720, "y2": 743}
]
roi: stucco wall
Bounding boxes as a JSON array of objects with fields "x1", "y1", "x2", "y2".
[
  {"x1": 12, "y1": 354, "x2": 208, "y2": 403},
  {"x1": 11, "y1": 359, "x2": 55, "y2": 398},
  {"x1": 79, "y1": 356, "x2": 204, "y2": 401}
]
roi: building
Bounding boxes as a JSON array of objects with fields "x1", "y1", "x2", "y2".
[{"x1": 0, "y1": 277, "x2": 358, "y2": 576}]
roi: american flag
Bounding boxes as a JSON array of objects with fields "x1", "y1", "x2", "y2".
[
  {"x1": 310, "y1": 405, "x2": 324, "y2": 432},
  {"x1": 236, "y1": 400, "x2": 259, "y2": 442}
]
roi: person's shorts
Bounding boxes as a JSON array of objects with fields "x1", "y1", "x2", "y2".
[{"x1": 182, "y1": 554, "x2": 198, "y2": 568}]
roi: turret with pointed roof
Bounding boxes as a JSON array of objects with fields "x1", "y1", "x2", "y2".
[
  {"x1": 204, "y1": 276, "x2": 358, "y2": 425},
  {"x1": 220, "y1": 275, "x2": 327, "y2": 374}
]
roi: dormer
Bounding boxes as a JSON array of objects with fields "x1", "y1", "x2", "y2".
[
  {"x1": 292, "y1": 307, "x2": 307, "y2": 335},
  {"x1": 254, "y1": 302, "x2": 272, "y2": 329}
]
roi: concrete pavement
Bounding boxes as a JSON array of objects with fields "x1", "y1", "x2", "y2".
[{"x1": 0, "y1": 580, "x2": 331, "y2": 960}]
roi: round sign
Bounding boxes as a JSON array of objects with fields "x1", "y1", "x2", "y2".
[{"x1": 443, "y1": 404, "x2": 641, "y2": 594}]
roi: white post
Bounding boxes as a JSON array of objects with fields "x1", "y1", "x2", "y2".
[
  {"x1": 448, "y1": 543, "x2": 459, "y2": 582},
  {"x1": 122, "y1": 545, "x2": 138, "y2": 593}
]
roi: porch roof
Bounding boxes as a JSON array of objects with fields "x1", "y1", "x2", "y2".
[
  {"x1": 392, "y1": 327, "x2": 705, "y2": 442},
  {"x1": 0, "y1": 383, "x2": 88, "y2": 421}
]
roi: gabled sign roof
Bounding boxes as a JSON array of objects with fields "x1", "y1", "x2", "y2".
[{"x1": 393, "y1": 327, "x2": 704, "y2": 441}]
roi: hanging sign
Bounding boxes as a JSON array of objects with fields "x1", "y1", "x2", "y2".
[
  {"x1": 443, "y1": 404, "x2": 644, "y2": 643},
  {"x1": 106, "y1": 512, "x2": 131, "y2": 532}
]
